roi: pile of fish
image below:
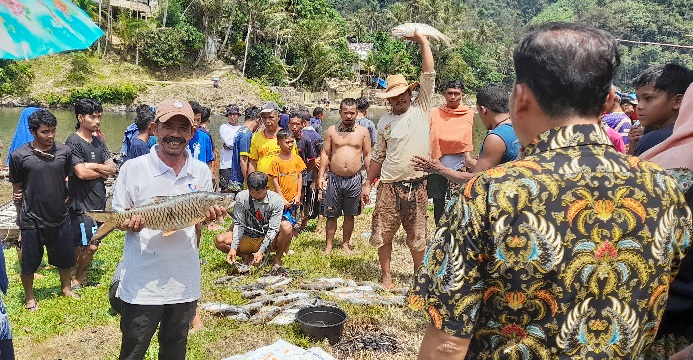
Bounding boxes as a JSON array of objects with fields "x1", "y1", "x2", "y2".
[{"x1": 200, "y1": 276, "x2": 407, "y2": 325}]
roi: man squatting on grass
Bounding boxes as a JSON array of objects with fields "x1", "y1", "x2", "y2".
[
  {"x1": 364, "y1": 30, "x2": 435, "y2": 290},
  {"x1": 318, "y1": 97, "x2": 372, "y2": 255},
  {"x1": 224, "y1": 171, "x2": 293, "y2": 272},
  {"x1": 112, "y1": 99, "x2": 226, "y2": 360}
]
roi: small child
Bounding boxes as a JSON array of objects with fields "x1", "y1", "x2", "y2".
[
  {"x1": 629, "y1": 64, "x2": 693, "y2": 156},
  {"x1": 268, "y1": 129, "x2": 307, "y2": 226}
]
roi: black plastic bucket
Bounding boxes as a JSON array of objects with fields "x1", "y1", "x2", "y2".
[{"x1": 296, "y1": 306, "x2": 348, "y2": 345}]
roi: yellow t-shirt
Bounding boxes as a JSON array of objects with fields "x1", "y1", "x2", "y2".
[
  {"x1": 268, "y1": 154, "x2": 306, "y2": 202},
  {"x1": 249, "y1": 131, "x2": 298, "y2": 190}
]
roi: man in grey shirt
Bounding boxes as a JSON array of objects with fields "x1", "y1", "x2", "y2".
[{"x1": 223, "y1": 171, "x2": 293, "y2": 272}]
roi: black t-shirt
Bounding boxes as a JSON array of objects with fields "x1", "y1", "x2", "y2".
[
  {"x1": 296, "y1": 135, "x2": 316, "y2": 186},
  {"x1": 9, "y1": 143, "x2": 72, "y2": 229},
  {"x1": 633, "y1": 124, "x2": 674, "y2": 156},
  {"x1": 65, "y1": 133, "x2": 112, "y2": 212}
]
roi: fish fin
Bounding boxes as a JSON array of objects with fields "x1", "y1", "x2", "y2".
[
  {"x1": 162, "y1": 230, "x2": 177, "y2": 237},
  {"x1": 91, "y1": 221, "x2": 119, "y2": 243},
  {"x1": 85, "y1": 210, "x2": 113, "y2": 224}
]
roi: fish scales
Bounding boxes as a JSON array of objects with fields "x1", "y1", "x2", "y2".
[{"x1": 86, "y1": 191, "x2": 235, "y2": 241}]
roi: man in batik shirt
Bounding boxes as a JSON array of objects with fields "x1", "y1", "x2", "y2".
[{"x1": 411, "y1": 22, "x2": 692, "y2": 359}]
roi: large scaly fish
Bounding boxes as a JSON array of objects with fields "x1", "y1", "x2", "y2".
[
  {"x1": 391, "y1": 23, "x2": 452, "y2": 47},
  {"x1": 86, "y1": 191, "x2": 235, "y2": 242}
]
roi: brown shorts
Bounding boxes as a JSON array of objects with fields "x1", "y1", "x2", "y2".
[
  {"x1": 370, "y1": 179, "x2": 429, "y2": 251},
  {"x1": 238, "y1": 235, "x2": 276, "y2": 253}
]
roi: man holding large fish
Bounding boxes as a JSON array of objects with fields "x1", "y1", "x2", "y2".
[
  {"x1": 105, "y1": 99, "x2": 228, "y2": 360},
  {"x1": 363, "y1": 29, "x2": 435, "y2": 290}
]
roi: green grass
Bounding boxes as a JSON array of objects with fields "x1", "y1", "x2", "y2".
[{"x1": 6, "y1": 215, "x2": 429, "y2": 359}]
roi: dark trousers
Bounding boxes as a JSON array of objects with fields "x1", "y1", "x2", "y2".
[{"x1": 119, "y1": 301, "x2": 197, "y2": 360}]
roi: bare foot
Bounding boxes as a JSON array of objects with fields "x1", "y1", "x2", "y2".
[
  {"x1": 342, "y1": 244, "x2": 355, "y2": 255},
  {"x1": 380, "y1": 275, "x2": 394, "y2": 290},
  {"x1": 190, "y1": 314, "x2": 203, "y2": 334},
  {"x1": 34, "y1": 273, "x2": 44, "y2": 279},
  {"x1": 24, "y1": 298, "x2": 38, "y2": 312},
  {"x1": 324, "y1": 244, "x2": 333, "y2": 255}
]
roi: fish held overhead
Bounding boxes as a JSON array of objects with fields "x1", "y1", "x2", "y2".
[
  {"x1": 85, "y1": 191, "x2": 235, "y2": 242},
  {"x1": 391, "y1": 23, "x2": 452, "y2": 47}
]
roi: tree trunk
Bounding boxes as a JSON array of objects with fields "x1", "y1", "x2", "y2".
[
  {"x1": 241, "y1": 12, "x2": 252, "y2": 78},
  {"x1": 162, "y1": 0, "x2": 169, "y2": 27},
  {"x1": 220, "y1": 1, "x2": 236, "y2": 52}
]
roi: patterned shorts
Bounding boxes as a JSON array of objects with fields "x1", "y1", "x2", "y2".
[
  {"x1": 0, "y1": 296, "x2": 12, "y2": 340},
  {"x1": 370, "y1": 179, "x2": 429, "y2": 251}
]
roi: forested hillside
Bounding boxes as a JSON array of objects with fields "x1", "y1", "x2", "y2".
[{"x1": 2, "y1": 0, "x2": 692, "y2": 98}]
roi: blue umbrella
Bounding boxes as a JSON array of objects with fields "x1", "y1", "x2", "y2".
[{"x1": 0, "y1": 0, "x2": 104, "y2": 59}]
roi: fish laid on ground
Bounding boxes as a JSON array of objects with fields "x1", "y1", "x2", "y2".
[
  {"x1": 272, "y1": 292, "x2": 310, "y2": 307},
  {"x1": 215, "y1": 275, "x2": 240, "y2": 285},
  {"x1": 241, "y1": 289, "x2": 266, "y2": 299},
  {"x1": 240, "y1": 302, "x2": 264, "y2": 315},
  {"x1": 250, "y1": 306, "x2": 282, "y2": 324},
  {"x1": 85, "y1": 191, "x2": 235, "y2": 242},
  {"x1": 267, "y1": 277, "x2": 292, "y2": 289},
  {"x1": 199, "y1": 302, "x2": 249, "y2": 316},
  {"x1": 297, "y1": 281, "x2": 338, "y2": 291},
  {"x1": 268, "y1": 308, "x2": 300, "y2": 325},
  {"x1": 228, "y1": 313, "x2": 250, "y2": 322},
  {"x1": 256, "y1": 276, "x2": 288, "y2": 286},
  {"x1": 391, "y1": 23, "x2": 452, "y2": 47}
]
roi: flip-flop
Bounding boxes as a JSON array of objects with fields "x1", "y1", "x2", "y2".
[
  {"x1": 83, "y1": 281, "x2": 100, "y2": 287},
  {"x1": 25, "y1": 300, "x2": 38, "y2": 312},
  {"x1": 70, "y1": 284, "x2": 83, "y2": 291}
]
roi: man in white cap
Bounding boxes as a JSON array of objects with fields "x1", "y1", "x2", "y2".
[
  {"x1": 112, "y1": 99, "x2": 227, "y2": 359},
  {"x1": 363, "y1": 31, "x2": 434, "y2": 289}
]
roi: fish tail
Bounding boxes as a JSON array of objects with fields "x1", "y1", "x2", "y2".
[{"x1": 85, "y1": 211, "x2": 118, "y2": 242}]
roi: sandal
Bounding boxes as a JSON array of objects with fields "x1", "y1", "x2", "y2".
[{"x1": 25, "y1": 299, "x2": 38, "y2": 312}]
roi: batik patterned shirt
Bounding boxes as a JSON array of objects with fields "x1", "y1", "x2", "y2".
[{"x1": 410, "y1": 124, "x2": 692, "y2": 359}]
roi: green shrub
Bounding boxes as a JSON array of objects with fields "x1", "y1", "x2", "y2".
[
  {"x1": 140, "y1": 24, "x2": 204, "y2": 67},
  {"x1": 247, "y1": 78, "x2": 282, "y2": 105},
  {"x1": 42, "y1": 92, "x2": 70, "y2": 106},
  {"x1": 0, "y1": 60, "x2": 34, "y2": 97},
  {"x1": 67, "y1": 83, "x2": 146, "y2": 104}
]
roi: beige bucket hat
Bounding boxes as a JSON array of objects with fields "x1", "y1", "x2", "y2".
[{"x1": 375, "y1": 74, "x2": 419, "y2": 98}]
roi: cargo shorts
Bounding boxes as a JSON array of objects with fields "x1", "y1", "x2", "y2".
[{"x1": 370, "y1": 178, "x2": 429, "y2": 252}]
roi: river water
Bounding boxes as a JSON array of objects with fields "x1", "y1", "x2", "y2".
[{"x1": 0, "y1": 106, "x2": 485, "y2": 162}]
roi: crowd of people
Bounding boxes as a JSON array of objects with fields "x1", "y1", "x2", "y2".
[{"x1": 1, "y1": 21, "x2": 693, "y2": 360}]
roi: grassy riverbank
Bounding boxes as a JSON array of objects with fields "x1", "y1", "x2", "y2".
[{"x1": 1, "y1": 190, "x2": 430, "y2": 359}]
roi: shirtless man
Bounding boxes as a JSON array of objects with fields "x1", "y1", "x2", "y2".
[{"x1": 318, "y1": 98, "x2": 372, "y2": 254}]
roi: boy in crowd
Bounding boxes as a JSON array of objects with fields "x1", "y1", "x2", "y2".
[
  {"x1": 319, "y1": 98, "x2": 371, "y2": 255},
  {"x1": 10, "y1": 110, "x2": 80, "y2": 310},
  {"x1": 67, "y1": 98, "x2": 116, "y2": 291},
  {"x1": 268, "y1": 129, "x2": 306, "y2": 219},
  {"x1": 188, "y1": 106, "x2": 215, "y2": 171},
  {"x1": 629, "y1": 64, "x2": 693, "y2": 156},
  {"x1": 228, "y1": 106, "x2": 261, "y2": 190},
  {"x1": 220, "y1": 105, "x2": 243, "y2": 192},
  {"x1": 124, "y1": 104, "x2": 155, "y2": 162},
  {"x1": 310, "y1": 107, "x2": 325, "y2": 135}
]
